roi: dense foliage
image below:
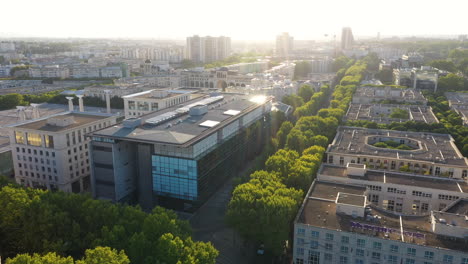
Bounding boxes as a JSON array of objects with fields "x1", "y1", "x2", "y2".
[
  {"x1": 227, "y1": 56, "x2": 368, "y2": 256},
  {"x1": 0, "y1": 181, "x2": 218, "y2": 264}
]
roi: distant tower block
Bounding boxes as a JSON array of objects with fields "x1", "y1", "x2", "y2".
[
  {"x1": 104, "y1": 90, "x2": 111, "y2": 114},
  {"x1": 66, "y1": 97, "x2": 75, "y2": 112},
  {"x1": 76, "y1": 95, "x2": 84, "y2": 112},
  {"x1": 30, "y1": 103, "x2": 41, "y2": 119}
]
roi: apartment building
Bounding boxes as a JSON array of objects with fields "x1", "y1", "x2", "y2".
[
  {"x1": 293, "y1": 180, "x2": 468, "y2": 264},
  {"x1": 7, "y1": 111, "x2": 117, "y2": 193},
  {"x1": 326, "y1": 127, "x2": 468, "y2": 179},
  {"x1": 186, "y1": 35, "x2": 231, "y2": 63}
]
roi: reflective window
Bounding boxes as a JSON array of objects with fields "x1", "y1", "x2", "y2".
[{"x1": 27, "y1": 133, "x2": 42, "y2": 146}]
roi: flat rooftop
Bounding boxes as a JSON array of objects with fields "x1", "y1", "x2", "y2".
[
  {"x1": 297, "y1": 180, "x2": 468, "y2": 253},
  {"x1": 353, "y1": 87, "x2": 426, "y2": 102},
  {"x1": 14, "y1": 112, "x2": 112, "y2": 132},
  {"x1": 345, "y1": 104, "x2": 438, "y2": 124},
  {"x1": 446, "y1": 92, "x2": 468, "y2": 106},
  {"x1": 328, "y1": 127, "x2": 468, "y2": 167},
  {"x1": 122, "y1": 89, "x2": 197, "y2": 100},
  {"x1": 91, "y1": 94, "x2": 270, "y2": 146},
  {"x1": 319, "y1": 164, "x2": 468, "y2": 193}
]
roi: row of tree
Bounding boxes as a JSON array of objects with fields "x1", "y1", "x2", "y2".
[
  {"x1": 0, "y1": 180, "x2": 218, "y2": 263},
  {"x1": 226, "y1": 57, "x2": 368, "y2": 256}
]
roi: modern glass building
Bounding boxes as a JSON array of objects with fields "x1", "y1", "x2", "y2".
[{"x1": 89, "y1": 93, "x2": 272, "y2": 210}]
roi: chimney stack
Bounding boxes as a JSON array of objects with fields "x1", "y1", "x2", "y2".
[
  {"x1": 66, "y1": 97, "x2": 75, "y2": 112},
  {"x1": 104, "y1": 90, "x2": 111, "y2": 114},
  {"x1": 76, "y1": 95, "x2": 84, "y2": 112}
]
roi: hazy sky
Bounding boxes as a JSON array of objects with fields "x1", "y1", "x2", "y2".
[{"x1": 2, "y1": 0, "x2": 467, "y2": 40}]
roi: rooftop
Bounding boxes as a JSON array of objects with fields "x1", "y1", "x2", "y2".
[
  {"x1": 353, "y1": 87, "x2": 426, "y2": 103},
  {"x1": 122, "y1": 89, "x2": 197, "y2": 100},
  {"x1": 13, "y1": 112, "x2": 112, "y2": 132},
  {"x1": 345, "y1": 104, "x2": 438, "y2": 124},
  {"x1": 319, "y1": 164, "x2": 468, "y2": 193},
  {"x1": 297, "y1": 180, "x2": 468, "y2": 253},
  {"x1": 91, "y1": 94, "x2": 271, "y2": 146},
  {"x1": 328, "y1": 127, "x2": 468, "y2": 167}
]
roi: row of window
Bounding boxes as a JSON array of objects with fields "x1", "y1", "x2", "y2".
[
  {"x1": 295, "y1": 248, "x2": 466, "y2": 264},
  {"x1": 16, "y1": 147, "x2": 55, "y2": 157}
]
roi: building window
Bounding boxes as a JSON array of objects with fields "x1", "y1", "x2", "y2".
[
  {"x1": 295, "y1": 259, "x2": 304, "y2": 264},
  {"x1": 373, "y1": 242, "x2": 382, "y2": 250},
  {"x1": 309, "y1": 240, "x2": 318, "y2": 249},
  {"x1": 461, "y1": 258, "x2": 468, "y2": 264},
  {"x1": 372, "y1": 252, "x2": 380, "y2": 260},
  {"x1": 15, "y1": 131, "x2": 25, "y2": 144},
  {"x1": 339, "y1": 156, "x2": 344, "y2": 165},
  {"x1": 462, "y1": 170, "x2": 467, "y2": 178},
  {"x1": 355, "y1": 260, "x2": 364, "y2": 264},
  {"x1": 341, "y1": 236, "x2": 349, "y2": 244},
  {"x1": 308, "y1": 251, "x2": 320, "y2": 264},
  {"x1": 328, "y1": 155, "x2": 334, "y2": 163},
  {"x1": 324, "y1": 253, "x2": 332, "y2": 262},
  {"x1": 311, "y1": 231, "x2": 319, "y2": 239},
  {"x1": 297, "y1": 228, "x2": 305, "y2": 236},
  {"x1": 388, "y1": 255, "x2": 398, "y2": 264},
  {"x1": 443, "y1": 255, "x2": 453, "y2": 264},
  {"x1": 325, "y1": 243, "x2": 333, "y2": 251},
  {"x1": 296, "y1": 238, "x2": 304, "y2": 246},
  {"x1": 339, "y1": 256, "x2": 348, "y2": 264},
  {"x1": 325, "y1": 233, "x2": 334, "y2": 241},
  {"x1": 405, "y1": 259, "x2": 415, "y2": 264},
  {"x1": 45, "y1": 135, "x2": 54, "y2": 148},
  {"x1": 27, "y1": 133, "x2": 42, "y2": 146},
  {"x1": 355, "y1": 249, "x2": 364, "y2": 257},
  {"x1": 357, "y1": 239, "x2": 365, "y2": 248},
  {"x1": 435, "y1": 167, "x2": 440, "y2": 175},
  {"x1": 406, "y1": 248, "x2": 416, "y2": 256},
  {"x1": 424, "y1": 251, "x2": 434, "y2": 260},
  {"x1": 340, "y1": 246, "x2": 349, "y2": 254}
]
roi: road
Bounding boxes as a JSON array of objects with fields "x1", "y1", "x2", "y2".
[{"x1": 189, "y1": 177, "x2": 254, "y2": 264}]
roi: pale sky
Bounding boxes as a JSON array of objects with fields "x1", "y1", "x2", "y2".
[{"x1": 2, "y1": 0, "x2": 467, "y2": 40}]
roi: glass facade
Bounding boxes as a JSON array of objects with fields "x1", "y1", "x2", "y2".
[
  {"x1": 15, "y1": 131, "x2": 25, "y2": 144},
  {"x1": 152, "y1": 155, "x2": 197, "y2": 200},
  {"x1": 27, "y1": 133, "x2": 42, "y2": 146}
]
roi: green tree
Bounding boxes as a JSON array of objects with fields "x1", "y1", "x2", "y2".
[
  {"x1": 276, "y1": 121, "x2": 293, "y2": 149},
  {"x1": 285, "y1": 129, "x2": 307, "y2": 153},
  {"x1": 438, "y1": 73, "x2": 465, "y2": 92},
  {"x1": 226, "y1": 171, "x2": 303, "y2": 255},
  {"x1": 429, "y1": 60, "x2": 457, "y2": 72},
  {"x1": 76, "y1": 247, "x2": 129, "y2": 264},
  {"x1": 6, "y1": 252, "x2": 74, "y2": 264},
  {"x1": 389, "y1": 108, "x2": 409, "y2": 119},
  {"x1": 298, "y1": 84, "x2": 314, "y2": 102},
  {"x1": 265, "y1": 149, "x2": 299, "y2": 179},
  {"x1": 282, "y1": 94, "x2": 304, "y2": 109},
  {"x1": 0, "y1": 94, "x2": 25, "y2": 110}
]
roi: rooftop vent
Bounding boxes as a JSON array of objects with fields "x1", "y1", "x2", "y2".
[
  {"x1": 223, "y1": 110, "x2": 241, "y2": 116},
  {"x1": 189, "y1": 105, "x2": 208, "y2": 116}
]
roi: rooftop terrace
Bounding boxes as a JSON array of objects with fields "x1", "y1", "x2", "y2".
[
  {"x1": 328, "y1": 127, "x2": 468, "y2": 167},
  {"x1": 297, "y1": 180, "x2": 468, "y2": 253},
  {"x1": 345, "y1": 104, "x2": 438, "y2": 124}
]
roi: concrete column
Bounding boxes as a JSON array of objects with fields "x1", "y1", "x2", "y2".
[
  {"x1": 30, "y1": 103, "x2": 40, "y2": 119},
  {"x1": 104, "y1": 90, "x2": 111, "y2": 114},
  {"x1": 76, "y1": 95, "x2": 84, "y2": 112},
  {"x1": 16, "y1": 106, "x2": 26, "y2": 121},
  {"x1": 66, "y1": 97, "x2": 74, "y2": 112}
]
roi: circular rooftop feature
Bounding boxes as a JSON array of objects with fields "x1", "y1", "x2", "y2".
[{"x1": 365, "y1": 136, "x2": 422, "y2": 152}]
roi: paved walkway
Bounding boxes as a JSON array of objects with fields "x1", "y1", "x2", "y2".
[{"x1": 190, "y1": 178, "x2": 254, "y2": 264}]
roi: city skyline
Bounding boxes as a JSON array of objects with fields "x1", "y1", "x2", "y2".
[{"x1": 2, "y1": 0, "x2": 467, "y2": 40}]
